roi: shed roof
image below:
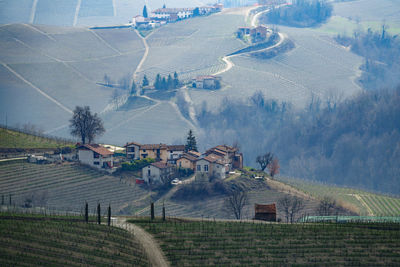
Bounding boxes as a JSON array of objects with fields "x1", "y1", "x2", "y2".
[
  {"x1": 167, "y1": 145, "x2": 185, "y2": 151},
  {"x1": 125, "y1": 141, "x2": 141, "y2": 147},
  {"x1": 151, "y1": 161, "x2": 174, "y2": 169},
  {"x1": 255, "y1": 203, "x2": 276, "y2": 214}
]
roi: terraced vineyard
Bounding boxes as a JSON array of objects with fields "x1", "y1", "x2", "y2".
[
  {"x1": 0, "y1": 161, "x2": 151, "y2": 214},
  {"x1": 278, "y1": 177, "x2": 400, "y2": 217},
  {"x1": 0, "y1": 213, "x2": 149, "y2": 266},
  {"x1": 131, "y1": 218, "x2": 400, "y2": 266}
]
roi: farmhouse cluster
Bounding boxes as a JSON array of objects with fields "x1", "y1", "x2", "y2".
[
  {"x1": 131, "y1": 3, "x2": 223, "y2": 29},
  {"x1": 76, "y1": 142, "x2": 243, "y2": 184},
  {"x1": 237, "y1": 25, "x2": 271, "y2": 43}
]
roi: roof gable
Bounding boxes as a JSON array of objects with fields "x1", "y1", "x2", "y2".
[
  {"x1": 255, "y1": 203, "x2": 276, "y2": 214},
  {"x1": 78, "y1": 144, "x2": 113, "y2": 156}
]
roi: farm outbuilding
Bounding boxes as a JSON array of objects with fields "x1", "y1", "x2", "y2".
[{"x1": 254, "y1": 203, "x2": 276, "y2": 222}]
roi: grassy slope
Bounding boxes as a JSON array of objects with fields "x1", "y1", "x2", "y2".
[
  {"x1": 0, "y1": 127, "x2": 73, "y2": 149},
  {"x1": 0, "y1": 213, "x2": 149, "y2": 266},
  {"x1": 0, "y1": 161, "x2": 151, "y2": 214},
  {"x1": 278, "y1": 177, "x2": 400, "y2": 217},
  {"x1": 135, "y1": 173, "x2": 321, "y2": 221},
  {"x1": 131, "y1": 218, "x2": 400, "y2": 266}
]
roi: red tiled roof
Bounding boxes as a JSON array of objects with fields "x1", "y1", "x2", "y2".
[
  {"x1": 151, "y1": 161, "x2": 174, "y2": 169},
  {"x1": 214, "y1": 145, "x2": 237, "y2": 153},
  {"x1": 255, "y1": 203, "x2": 276, "y2": 214},
  {"x1": 124, "y1": 141, "x2": 141, "y2": 147},
  {"x1": 200, "y1": 154, "x2": 224, "y2": 165},
  {"x1": 179, "y1": 153, "x2": 198, "y2": 162},
  {"x1": 187, "y1": 150, "x2": 201, "y2": 157},
  {"x1": 78, "y1": 144, "x2": 113, "y2": 156},
  {"x1": 167, "y1": 145, "x2": 185, "y2": 151},
  {"x1": 140, "y1": 144, "x2": 167, "y2": 150}
]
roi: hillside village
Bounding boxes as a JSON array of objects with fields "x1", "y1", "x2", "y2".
[{"x1": 77, "y1": 140, "x2": 243, "y2": 185}]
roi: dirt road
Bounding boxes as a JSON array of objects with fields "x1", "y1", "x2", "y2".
[{"x1": 114, "y1": 217, "x2": 169, "y2": 267}]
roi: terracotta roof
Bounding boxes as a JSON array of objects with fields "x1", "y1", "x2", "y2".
[
  {"x1": 167, "y1": 145, "x2": 185, "y2": 151},
  {"x1": 187, "y1": 150, "x2": 201, "y2": 157},
  {"x1": 200, "y1": 154, "x2": 224, "y2": 165},
  {"x1": 214, "y1": 145, "x2": 237, "y2": 153},
  {"x1": 206, "y1": 149, "x2": 227, "y2": 157},
  {"x1": 78, "y1": 144, "x2": 113, "y2": 156},
  {"x1": 151, "y1": 161, "x2": 174, "y2": 169},
  {"x1": 255, "y1": 203, "x2": 276, "y2": 214},
  {"x1": 153, "y1": 8, "x2": 194, "y2": 13},
  {"x1": 179, "y1": 153, "x2": 198, "y2": 162},
  {"x1": 124, "y1": 141, "x2": 141, "y2": 147},
  {"x1": 140, "y1": 144, "x2": 167, "y2": 150}
]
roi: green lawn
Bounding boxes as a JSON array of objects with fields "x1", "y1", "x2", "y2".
[
  {"x1": 130, "y1": 218, "x2": 400, "y2": 266},
  {"x1": 0, "y1": 127, "x2": 73, "y2": 149}
]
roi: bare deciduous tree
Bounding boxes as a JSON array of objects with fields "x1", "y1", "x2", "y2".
[
  {"x1": 256, "y1": 152, "x2": 273, "y2": 172},
  {"x1": 69, "y1": 106, "x2": 105, "y2": 144},
  {"x1": 268, "y1": 157, "x2": 280, "y2": 178},
  {"x1": 317, "y1": 196, "x2": 337, "y2": 216},
  {"x1": 225, "y1": 189, "x2": 248, "y2": 220},
  {"x1": 278, "y1": 195, "x2": 305, "y2": 223}
]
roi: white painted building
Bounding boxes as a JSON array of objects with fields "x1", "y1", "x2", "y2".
[{"x1": 77, "y1": 144, "x2": 114, "y2": 170}]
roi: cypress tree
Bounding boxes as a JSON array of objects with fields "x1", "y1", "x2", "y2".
[
  {"x1": 97, "y1": 203, "x2": 101, "y2": 225},
  {"x1": 167, "y1": 74, "x2": 173, "y2": 90},
  {"x1": 107, "y1": 204, "x2": 111, "y2": 226},
  {"x1": 85, "y1": 202, "x2": 89, "y2": 223},
  {"x1": 151, "y1": 202, "x2": 155, "y2": 220},
  {"x1": 161, "y1": 77, "x2": 167, "y2": 90},
  {"x1": 130, "y1": 81, "x2": 136, "y2": 95},
  {"x1": 154, "y1": 74, "x2": 161, "y2": 90},
  {"x1": 143, "y1": 5, "x2": 148, "y2": 18}
]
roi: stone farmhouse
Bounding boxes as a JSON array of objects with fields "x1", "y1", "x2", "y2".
[
  {"x1": 77, "y1": 144, "x2": 114, "y2": 171},
  {"x1": 237, "y1": 25, "x2": 269, "y2": 42},
  {"x1": 195, "y1": 145, "x2": 243, "y2": 180},
  {"x1": 142, "y1": 161, "x2": 176, "y2": 184},
  {"x1": 192, "y1": 75, "x2": 221, "y2": 89},
  {"x1": 124, "y1": 142, "x2": 185, "y2": 163}
]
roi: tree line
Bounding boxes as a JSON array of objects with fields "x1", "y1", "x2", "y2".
[
  {"x1": 261, "y1": 0, "x2": 333, "y2": 27},
  {"x1": 336, "y1": 26, "x2": 400, "y2": 90},
  {"x1": 197, "y1": 86, "x2": 400, "y2": 195}
]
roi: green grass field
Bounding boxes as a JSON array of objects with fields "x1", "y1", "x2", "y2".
[
  {"x1": 278, "y1": 177, "x2": 400, "y2": 217},
  {"x1": 0, "y1": 127, "x2": 73, "y2": 149},
  {"x1": 130, "y1": 218, "x2": 400, "y2": 266},
  {"x1": 0, "y1": 213, "x2": 149, "y2": 266},
  {"x1": 0, "y1": 160, "x2": 151, "y2": 214}
]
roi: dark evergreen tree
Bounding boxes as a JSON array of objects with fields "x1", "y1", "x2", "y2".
[
  {"x1": 107, "y1": 205, "x2": 111, "y2": 226},
  {"x1": 143, "y1": 5, "x2": 148, "y2": 18},
  {"x1": 185, "y1": 129, "x2": 198, "y2": 152},
  {"x1": 97, "y1": 203, "x2": 101, "y2": 225},
  {"x1": 154, "y1": 74, "x2": 161, "y2": 89},
  {"x1": 85, "y1": 202, "x2": 88, "y2": 223},
  {"x1": 161, "y1": 77, "x2": 167, "y2": 90},
  {"x1": 163, "y1": 4, "x2": 166, "y2": 8},
  {"x1": 142, "y1": 75, "x2": 149, "y2": 87},
  {"x1": 167, "y1": 74, "x2": 173, "y2": 90},
  {"x1": 173, "y1": 72, "x2": 180, "y2": 88}
]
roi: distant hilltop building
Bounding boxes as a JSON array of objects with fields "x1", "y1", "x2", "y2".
[
  {"x1": 258, "y1": 0, "x2": 286, "y2": 5},
  {"x1": 237, "y1": 25, "x2": 270, "y2": 43},
  {"x1": 254, "y1": 203, "x2": 277, "y2": 222},
  {"x1": 192, "y1": 75, "x2": 222, "y2": 89}
]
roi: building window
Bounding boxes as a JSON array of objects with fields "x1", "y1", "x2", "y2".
[
  {"x1": 148, "y1": 169, "x2": 151, "y2": 176},
  {"x1": 93, "y1": 152, "x2": 99, "y2": 158},
  {"x1": 204, "y1": 165, "x2": 208, "y2": 172},
  {"x1": 143, "y1": 149, "x2": 146, "y2": 152},
  {"x1": 94, "y1": 162, "x2": 100, "y2": 165},
  {"x1": 196, "y1": 165, "x2": 201, "y2": 172}
]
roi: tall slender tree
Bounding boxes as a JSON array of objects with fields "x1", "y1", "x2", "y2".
[
  {"x1": 143, "y1": 5, "x2": 148, "y2": 18},
  {"x1": 142, "y1": 75, "x2": 149, "y2": 87},
  {"x1": 173, "y1": 72, "x2": 180, "y2": 88},
  {"x1": 185, "y1": 129, "x2": 198, "y2": 152}
]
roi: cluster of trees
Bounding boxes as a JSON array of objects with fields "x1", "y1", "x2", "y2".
[
  {"x1": 197, "y1": 87, "x2": 400, "y2": 194},
  {"x1": 336, "y1": 26, "x2": 400, "y2": 90},
  {"x1": 256, "y1": 152, "x2": 280, "y2": 178},
  {"x1": 261, "y1": 0, "x2": 333, "y2": 27},
  {"x1": 121, "y1": 158, "x2": 156, "y2": 171},
  {"x1": 153, "y1": 72, "x2": 181, "y2": 90}
]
